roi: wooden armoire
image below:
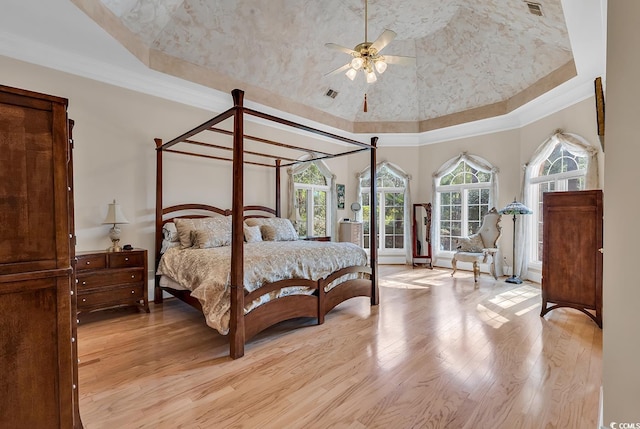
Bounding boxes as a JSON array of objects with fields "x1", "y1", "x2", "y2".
[
  {"x1": 541, "y1": 190, "x2": 603, "y2": 327},
  {"x1": 0, "y1": 85, "x2": 81, "y2": 427}
]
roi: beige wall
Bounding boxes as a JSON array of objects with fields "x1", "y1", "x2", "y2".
[
  {"x1": 417, "y1": 98, "x2": 601, "y2": 276},
  {"x1": 602, "y1": 2, "x2": 640, "y2": 424},
  {"x1": 0, "y1": 54, "x2": 355, "y2": 267},
  {"x1": 1, "y1": 53, "x2": 602, "y2": 280}
]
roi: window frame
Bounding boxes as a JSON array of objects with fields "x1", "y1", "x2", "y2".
[
  {"x1": 358, "y1": 163, "x2": 408, "y2": 255},
  {"x1": 292, "y1": 163, "x2": 332, "y2": 238},
  {"x1": 526, "y1": 147, "x2": 587, "y2": 266},
  {"x1": 361, "y1": 186, "x2": 406, "y2": 254},
  {"x1": 434, "y1": 159, "x2": 494, "y2": 255}
]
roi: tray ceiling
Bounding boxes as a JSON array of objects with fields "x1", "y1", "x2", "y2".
[{"x1": 88, "y1": 0, "x2": 574, "y2": 133}]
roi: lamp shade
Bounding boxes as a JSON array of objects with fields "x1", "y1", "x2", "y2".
[
  {"x1": 103, "y1": 199, "x2": 129, "y2": 224},
  {"x1": 374, "y1": 60, "x2": 387, "y2": 74},
  {"x1": 499, "y1": 198, "x2": 532, "y2": 215}
]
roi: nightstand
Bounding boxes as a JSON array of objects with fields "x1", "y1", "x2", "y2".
[{"x1": 76, "y1": 249, "x2": 149, "y2": 314}]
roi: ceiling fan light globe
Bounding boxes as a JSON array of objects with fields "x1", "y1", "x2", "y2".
[
  {"x1": 345, "y1": 68, "x2": 358, "y2": 81},
  {"x1": 351, "y1": 57, "x2": 364, "y2": 70},
  {"x1": 366, "y1": 71, "x2": 377, "y2": 83},
  {"x1": 374, "y1": 60, "x2": 387, "y2": 74}
]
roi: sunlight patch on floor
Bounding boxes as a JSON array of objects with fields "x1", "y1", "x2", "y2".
[
  {"x1": 380, "y1": 267, "x2": 456, "y2": 289},
  {"x1": 478, "y1": 285, "x2": 541, "y2": 327},
  {"x1": 476, "y1": 303, "x2": 510, "y2": 328},
  {"x1": 489, "y1": 285, "x2": 540, "y2": 310}
]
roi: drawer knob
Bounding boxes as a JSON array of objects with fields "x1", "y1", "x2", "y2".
[
  {"x1": 75, "y1": 279, "x2": 78, "y2": 284},
  {"x1": 82, "y1": 281, "x2": 86, "y2": 285},
  {"x1": 70, "y1": 290, "x2": 74, "y2": 296},
  {"x1": 82, "y1": 298, "x2": 86, "y2": 302},
  {"x1": 71, "y1": 337, "x2": 75, "y2": 343},
  {"x1": 125, "y1": 257, "x2": 129, "y2": 261},
  {"x1": 131, "y1": 275, "x2": 135, "y2": 279},
  {"x1": 131, "y1": 290, "x2": 135, "y2": 294},
  {"x1": 86, "y1": 261, "x2": 90, "y2": 265}
]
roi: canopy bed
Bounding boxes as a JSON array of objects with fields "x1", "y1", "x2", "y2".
[{"x1": 154, "y1": 89, "x2": 379, "y2": 358}]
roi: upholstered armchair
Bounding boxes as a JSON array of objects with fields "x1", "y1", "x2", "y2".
[{"x1": 451, "y1": 207, "x2": 502, "y2": 282}]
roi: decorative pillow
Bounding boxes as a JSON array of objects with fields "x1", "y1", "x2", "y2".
[
  {"x1": 162, "y1": 222, "x2": 179, "y2": 242},
  {"x1": 259, "y1": 225, "x2": 277, "y2": 241},
  {"x1": 174, "y1": 216, "x2": 231, "y2": 248},
  {"x1": 456, "y1": 234, "x2": 485, "y2": 252},
  {"x1": 245, "y1": 217, "x2": 299, "y2": 241},
  {"x1": 244, "y1": 225, "x2": 262, "y2": 243},
  {"x1": 192, "y1": 228, "x2": 231, "y2": 249},
  {"x1": 160, "y1": 239, "x2": 180, "y2": 254}
]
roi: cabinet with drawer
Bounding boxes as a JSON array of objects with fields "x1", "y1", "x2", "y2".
[
  {"x1": 76, "y1": 249, "x2": 149, "y2": 314},
  {"x1": 339, "y1": 221, "x2": 363, "y2": 247}
]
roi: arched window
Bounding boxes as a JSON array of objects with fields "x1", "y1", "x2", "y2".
[
  {"x1": 433, "y1": 153, "x2": 498, "y2": 254},
  {"x1": 525, "y1": 133, "x2": 595, "y2": 267},
  {"x1": 289, "y1": 161, "x2": 334, "y2": 238},
  {"x1": 357, "y1": 162, "x2": 411, "y2": 261},
  {"x1": 515, "y1": 131, "x2": 600, "y2": 280}
]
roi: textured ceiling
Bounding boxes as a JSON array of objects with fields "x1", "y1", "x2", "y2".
[{"x1": 91, "y1": 0, "x2": 574, "y2": 133}]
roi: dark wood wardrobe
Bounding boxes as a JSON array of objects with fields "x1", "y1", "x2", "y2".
[
  {"x1": 541, "y1": 190, "x2": 603, "y2": 327},
  {"x1": 0, "y1": 85, "x2": 81, "y2": 427}
]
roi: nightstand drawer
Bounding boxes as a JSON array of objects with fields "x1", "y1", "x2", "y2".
[
  {"x1": 78, "y1": 285, "x2": 144, "y2": 311},
  {"x1": 76, "y1": 254, "x2": 107, "y2": 271},
  {"x1": 109, "y1": 252, "x2": 145, "y2": 268},
  {"x1": 77, "y1": 269, "x2": 143, "y2": 290}
]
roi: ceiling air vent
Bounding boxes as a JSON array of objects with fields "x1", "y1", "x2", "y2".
[
  {"x1": 525, "y1": 1, "x2": 543, "y2": 16},
  {"x1": 325, "y1": 89, "x2": 339, "y2": 99}
]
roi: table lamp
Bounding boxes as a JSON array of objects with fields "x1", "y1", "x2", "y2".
[{"x1": 103, "y1": 199, "x2": 129, "y2": 252}]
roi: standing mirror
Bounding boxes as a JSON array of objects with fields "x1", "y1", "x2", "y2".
[{"x1": 412, "y1": 203, "x2": 432, "y2": 268}]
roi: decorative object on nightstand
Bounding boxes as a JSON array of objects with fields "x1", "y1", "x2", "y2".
[
  {"x1": 498, "y1": 198, "x2": 532, "y2": 284},
  {"x1": 350, "y1": 201, "x2": 361, "y2": 221},
  {"x1": 103, "y1": 199, "x2": 129, "y2": 252}
]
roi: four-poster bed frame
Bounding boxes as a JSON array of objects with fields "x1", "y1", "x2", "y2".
[{"x1": 154, "y1": 89, "x2": 379, "y2": 358}]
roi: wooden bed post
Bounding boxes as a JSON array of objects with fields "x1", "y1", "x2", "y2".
[
  {"x1": 275, "y1": 159, "x2": 281, "y2": 217},
  {"x1": 370, "y1": 137, "x2": 379, "y2": 305},
  {"x1": 154, "y1": 138, "x2": 164, "y2": 304},
  {"x1": 230, "y1": 89, "x2": 246, "y2": 359}
]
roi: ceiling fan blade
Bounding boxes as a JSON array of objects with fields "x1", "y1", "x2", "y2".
[
  {"x1": 370, "y1": 29, "x2": 397, "y2": 53},
  {"x1": 325, "y1": 43, "x2": 357, "y2": 55},
  {"x1": 325, "y1": 63, "x2": 352, "y2": 77},
  {"x1": 383, "y1": 55, "x2": 416, "y2": 66}
]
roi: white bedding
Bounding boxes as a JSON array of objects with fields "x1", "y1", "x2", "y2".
[{"x1": 157, "y1": 240, "x2": 367, "y2": 334}]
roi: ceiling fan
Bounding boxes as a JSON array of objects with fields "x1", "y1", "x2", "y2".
[{"x1": 325, "y1": 0, "x2": 416, "y2": 83}]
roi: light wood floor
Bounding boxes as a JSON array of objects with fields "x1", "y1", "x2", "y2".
[{"x1": 77, "y1": 266, "x2": 602, "y2": 429}]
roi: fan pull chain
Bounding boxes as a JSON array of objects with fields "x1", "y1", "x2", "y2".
[{"x1": 363, "y1": 94, "x2": 368, "y2": 112}]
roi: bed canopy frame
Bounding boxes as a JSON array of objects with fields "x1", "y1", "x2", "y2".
[{"x1": 154, "y1": 89, "x2": 379, "y2": 358}]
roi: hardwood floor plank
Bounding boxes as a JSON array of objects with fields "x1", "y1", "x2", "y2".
[{"x1": 77, "y1": 266, "x2": 601, "y2": 428}]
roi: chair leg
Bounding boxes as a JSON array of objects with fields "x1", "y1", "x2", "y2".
[
  {"x1": 451, "y1": 257, "x2": 457, "y2": 277},
  {"x1": 473, "y1": 261, "x2": 480, "y2": 282}
]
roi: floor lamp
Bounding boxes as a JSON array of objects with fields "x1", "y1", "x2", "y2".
[{"x1": 499, "y1": 198, "x2": 532, "y2": 284}]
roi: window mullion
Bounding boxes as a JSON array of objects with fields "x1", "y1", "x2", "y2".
[{"x1": 379, "y1": 190, "x2": 385, "y2": 250}]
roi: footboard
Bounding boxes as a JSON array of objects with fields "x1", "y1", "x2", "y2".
[
  {"x1": 318, "y1": 265, "x2": 373, "y2": 323},
  {"x1": 241, "y1": 278, "x2": 319, "y2": 342}
]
